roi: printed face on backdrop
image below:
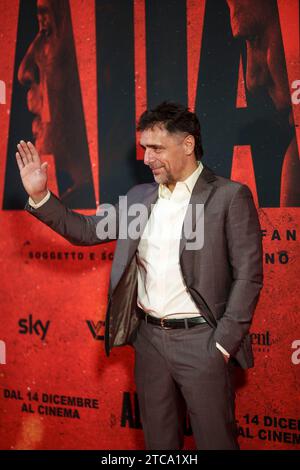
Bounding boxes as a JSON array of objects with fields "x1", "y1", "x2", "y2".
[
  {"x1": 226, "y1": 0, "x2": 300, "y2": 206},
  {"x1": 17, "y1": 0, "x2": 95, "y2": 205},
  {"x1": 140, "y1": 125, "x2": 197, "y2": 187}
]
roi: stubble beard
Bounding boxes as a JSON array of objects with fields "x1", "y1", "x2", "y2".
[{"x1": 153, "y1": 168, "x2": 176, "y2": 187}]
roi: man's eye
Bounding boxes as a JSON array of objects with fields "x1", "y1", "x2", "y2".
[
  {"x1": 246, "y1": 34, "x2": 259, "y2": 46},
  {"x1": 45, "y1": 29, "x2": 52, "y2": 38},
  {"x1": 40, "y1": 28, "x2": 51, "y2": 38}
]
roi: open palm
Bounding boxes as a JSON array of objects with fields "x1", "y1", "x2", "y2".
[{"x1": 16, "y1": 140, "x2": 48, "y2": 199}]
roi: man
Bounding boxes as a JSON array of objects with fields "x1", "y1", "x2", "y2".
[
  {"x1": 16, "y1": 102, "x2": 263, "y2": 450},
  {"x1": 17, "y1": 0, "x2": 95, "y2": 207},
  {"x1": 226, "y1": 0, "x2": 300, "y2": 206}
]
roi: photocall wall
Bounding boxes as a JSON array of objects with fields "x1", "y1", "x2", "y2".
[{"x1": 0, "y1": 0, "x2": 299, "y2": 450}]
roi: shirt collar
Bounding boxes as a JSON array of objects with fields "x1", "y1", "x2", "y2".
[{"x1": 158, "y1": 160, "x2": 204, "y2": 200}]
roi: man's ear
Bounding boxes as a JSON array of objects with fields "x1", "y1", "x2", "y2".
[{"x1": 184, "y1": 134, "x2": 195, "y2": 156}]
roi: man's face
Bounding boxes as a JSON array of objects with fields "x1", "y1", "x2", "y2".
[
  {"x1": 140, "y1": 125, "x2": 192, "y2": 186},
  {"x1": 17, "y1": 0, "x2": 70, "y2": 154},
  {"x1": 227, "y1": 0, "x2": 291, "y2": 118}
]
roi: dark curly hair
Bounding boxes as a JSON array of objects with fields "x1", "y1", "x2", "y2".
[{"x1": 137, "y1": 101, "x2": 204, "y2": 160}]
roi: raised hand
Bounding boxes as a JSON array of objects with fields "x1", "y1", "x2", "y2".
[{"x1": 16, "y1": 140, "x2": 49, "y2": 203}]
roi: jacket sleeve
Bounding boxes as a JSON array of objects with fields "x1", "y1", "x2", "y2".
[
  {"x1": 24, "y1": 191, "x2": 119, "y2": 246},
  {"x1": 213, "y1": 184, "x2": 263, "y2": 356}
]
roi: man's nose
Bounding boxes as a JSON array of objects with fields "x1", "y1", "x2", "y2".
[
  {"x1": 144, "y1": 149, "x2": 155, "y2": 166},
  {"x1": 245, "y1": 47, "x2": 271, "y2": 94},
  {"x1": 17, "y1": 42, "x2": 39, "y2": 87}
]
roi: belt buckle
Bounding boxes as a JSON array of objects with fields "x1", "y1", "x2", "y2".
[{"x1": 160, "y1": 317, "x2": 172, "y2": 330}]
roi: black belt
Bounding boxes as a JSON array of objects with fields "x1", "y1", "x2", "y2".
[{"x1": 137, "y1": 307, "x2": 207, "y2": 330}]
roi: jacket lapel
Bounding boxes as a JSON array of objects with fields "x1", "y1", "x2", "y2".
[
  {"x1": 179, "y1": 164, "x2": 217, "y2": 256},
  {"x1": 125, "y1": 183, "x2": 159, "y2": 266}
]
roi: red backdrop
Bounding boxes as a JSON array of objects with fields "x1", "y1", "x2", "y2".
[{"x1": 0, "y1": 0, "x2": 299, "y2": 450}]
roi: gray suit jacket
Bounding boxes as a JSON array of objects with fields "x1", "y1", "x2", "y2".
[{"x1": 25, "y1": 164, "x2": 263, "y2": 369}]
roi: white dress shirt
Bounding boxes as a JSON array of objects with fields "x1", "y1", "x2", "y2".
[
  {"x1": 136, "y1": 161, "x2": 230, "y2": 358},
  {"x1": 136, "y1": 161, "x2": 204, "y2": 319}
]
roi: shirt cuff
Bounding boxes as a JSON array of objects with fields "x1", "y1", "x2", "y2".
[
  {"x1": 216, "y1": 342, "x2": 230, "y2": 357},
  {"x1": 28, "y1": 190, "x2": 51, "y2": 209}
]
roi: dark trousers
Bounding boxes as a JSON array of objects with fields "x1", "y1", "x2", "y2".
[{"x1": 132, "y1": 318, "x2": 240, "y2": 450}]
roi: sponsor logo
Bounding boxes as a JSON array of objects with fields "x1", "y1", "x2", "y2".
[
  {"x1": 18, "y1": 314, "x2": 50, "y2": 341},
  {"x1": 86, "y1": 320, "x2": 105, "y2": 340},
  {"x1": 250, "y1": 330, "x2": 272, "y2": 352}
]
